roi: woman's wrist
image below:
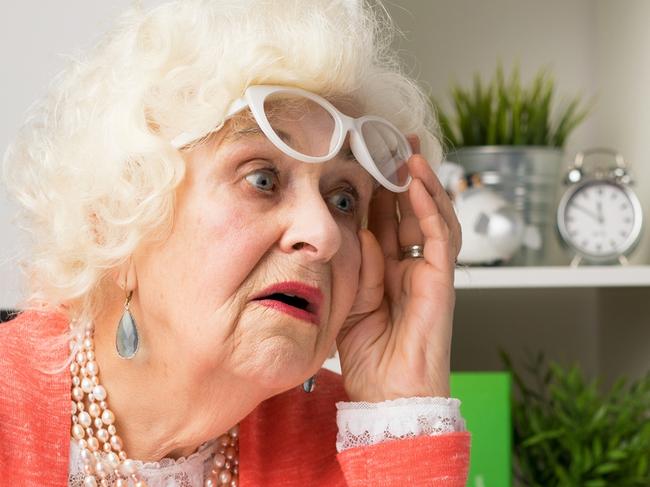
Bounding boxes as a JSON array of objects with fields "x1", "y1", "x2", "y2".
[{"x1": 345, "y1": 385, "x2": 451, "y2": 403}]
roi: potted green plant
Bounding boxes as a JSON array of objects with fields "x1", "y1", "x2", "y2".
[
  {"x1": 433, "y1": 66, "x2": 591, "y2": 265},
  {"x1": 501, "y1": 351, "x2": 650, "y2": 486}
]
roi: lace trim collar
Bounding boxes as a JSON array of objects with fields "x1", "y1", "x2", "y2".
[
  {"x1": 71, "y1": 437, "x2": 217, "y2": 470},
  {"x1": 133, "y1": 439, "x2": 217, "y2": 471},
  {"x1": 69, "y1": 438, "x2": 219, "y2": 486}
]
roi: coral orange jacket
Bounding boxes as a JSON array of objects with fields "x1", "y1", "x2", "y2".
[{"x1": 0, "y1": 311, "x2": 470, "y2": 486}]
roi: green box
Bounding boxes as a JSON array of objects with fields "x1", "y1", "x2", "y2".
[{"x1": 451, "y1": 372, "x2": 512, "y2": 487}]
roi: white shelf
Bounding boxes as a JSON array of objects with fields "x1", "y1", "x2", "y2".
[{"x1": 455, "y1": 265, "x2": 650, "y2": 289}]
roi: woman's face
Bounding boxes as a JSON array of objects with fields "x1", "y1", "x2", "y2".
[{"x1": 132, "y1": 102, "x2": 375, "y2": 395}]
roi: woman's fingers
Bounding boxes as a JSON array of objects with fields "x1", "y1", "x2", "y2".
[
  {"x1": 339, "y1": 229, "x2": 385, "y2": 345},
  {"x1": 367, "y1": 188, "x2": 399, "y2": 260},
  {"x1": 397, "y1": 189, "x2": 425, "y2": 248},
  {"x1": 407, "y1": 155, "x2": 462, "y2": 259},
  {"x1": 352, "y1": 229, "x2": 385, "y2": 313},
  {"x1": 409, "y1": 178, "x2": 455, "y2": 278},
  {"x1": 398, "y1": 135, "x2": 427, "y2": 249},
  {"x1": 368, "y1": 138, "x2": 460, "y2": 264}
]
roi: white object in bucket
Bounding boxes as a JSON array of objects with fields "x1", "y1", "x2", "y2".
[{"x1": 455, "y1": 188, "x2": 525, "y2": 265}]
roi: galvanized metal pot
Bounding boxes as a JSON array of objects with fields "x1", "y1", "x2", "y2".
[{"x1": 447, "y1": 146, "x2": 564, "y2": 265}]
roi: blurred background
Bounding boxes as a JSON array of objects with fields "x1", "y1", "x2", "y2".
[
  {"x1": 2, "y1": 2, "x2": 650, "y2": 485},
  {"x1": 381, "y1": 4, "x2": 650, "y2": 484},
  {"x1": 379, "y1": 0, "x2": 650, "y2": 386}
]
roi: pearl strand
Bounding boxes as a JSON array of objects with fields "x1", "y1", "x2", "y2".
[
  {"x1": 69, "y1": 322, "x2": 240, "y2": 486},
  {"x1": 205, "y1": 426, "x2": 240, "y2": 487}
]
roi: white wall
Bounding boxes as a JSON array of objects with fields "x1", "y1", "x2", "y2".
[
  {"x1": 594, "y1": 0, "x2": 650, "y2": 264},
  {"x1": 386, "y1": 0, "x2": 598, "y2": 159}
]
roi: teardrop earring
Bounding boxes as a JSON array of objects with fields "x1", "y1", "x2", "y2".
[
  {"x1": 115, "y1": 290, "x2": 139, "y2": 359},
  {"x1": 302, "y1": 375, "x2": 316, "y2": 393}
]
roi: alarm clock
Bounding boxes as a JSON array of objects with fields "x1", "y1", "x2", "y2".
[{"x1": 557, "y1": 148, "x2": 643, "y2": 266}]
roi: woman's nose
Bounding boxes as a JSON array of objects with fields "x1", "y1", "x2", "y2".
[{"x1": 279, "y1": 191, "x2": 342, "y2": 263}]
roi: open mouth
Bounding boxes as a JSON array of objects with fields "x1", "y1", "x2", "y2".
[
  {"x1": 252, "y1": 282, "x2": 323, "y2": 326},
  {"x1": 263, "y1": 293, "x2": 311, "y2": 311}
]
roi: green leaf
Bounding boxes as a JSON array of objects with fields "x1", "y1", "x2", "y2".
[
  {"x1": 511, "y1": 68, "x2": 522, "y2": 145},
  {"x1": 592, "y1": 437, "x2": 603, "y2": 462},
  {"x1": 593, "y1": 462, "x2": 620, "y2": 475},
  {"x1": 437, "y1": 65, "x2": 590, "y2": 148},
  {"x1": 552, "y1": 463, "x2": 572, "y2": 484},
  {"x1": 607, "y1": 449, "x2": 628, "y2": 461},
  {"x1": 584, "y1": 480, "x2": 607, "y2": 487},
  {"x1": 506, "y1": 352, "x2": 650, "y2": 486},
  {"x1": 583, "y1": 444, "x2": 594, "y2": 472},
  {"x1": 522, "y1": 429, "x2": 565, "y2": 447},
  {"x1": 636, "y1": 455, "x2": 648, "y2": 477},
  {"x1": 431, "y1": 98, "x2": 459, "y2": 149}
]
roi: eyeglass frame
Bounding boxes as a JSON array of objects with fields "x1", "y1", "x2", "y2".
[{"x1": 171, "y1": 85, "x2": 413, "y2": 193}]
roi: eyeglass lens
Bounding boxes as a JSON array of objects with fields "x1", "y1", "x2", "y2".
[
  {"x1": 263, "y1": 92, "x2": 336, "y2": 158},
  {"x1": 360, "y1": 120, "x2": 411, "y2": 187},
  {"x1": 262, "y1": 91, "x2": 410, "y2": 186}
]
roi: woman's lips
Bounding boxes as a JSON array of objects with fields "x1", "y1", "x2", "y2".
[
  {"x1": 255, "y1": 299, "x2": 320, "y2": 325},
  {"x1": 252, "y1": 282, "x2": 323, "y2": 326}
]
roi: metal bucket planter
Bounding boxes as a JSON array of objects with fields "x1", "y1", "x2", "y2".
[{"x1": 447, "y1": 146, "x2": 564, "y2": 265}]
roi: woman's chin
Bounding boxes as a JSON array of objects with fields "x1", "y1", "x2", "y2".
[{"x1": 244, "y1": 337, "x2": 321, "y2": 391}]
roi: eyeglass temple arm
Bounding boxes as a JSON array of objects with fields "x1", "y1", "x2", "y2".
[
  {"x1": 171, "y1": 96, "x2": 249, "y2": 148},
  {"x1": 225, "y1": 97, "x2": 249, "y2": 118}
]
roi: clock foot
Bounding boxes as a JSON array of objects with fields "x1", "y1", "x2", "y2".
[{"x1": 570, "y1": 254, "x2": 583, "y2": 267}]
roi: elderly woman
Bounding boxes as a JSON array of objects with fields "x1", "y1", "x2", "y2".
[{"x1": 0, "y1": 0, "x2": 469, "y2": 486}]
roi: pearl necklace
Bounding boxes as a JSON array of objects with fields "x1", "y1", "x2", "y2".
[{"x1": 70, "y1": 322, "x2": 240, "y2": 486}]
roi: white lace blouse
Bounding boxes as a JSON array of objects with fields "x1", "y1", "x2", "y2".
[{"x1": 69, "y1": 396, "x2": 465, "y2": 486}]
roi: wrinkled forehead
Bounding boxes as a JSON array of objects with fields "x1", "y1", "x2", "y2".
[
  {"x1": 224, "y1": 93, "x2": 363, "y2": 151},
  {"x1": 262, "y1": 92, "x2": 362, "y2": 118}
]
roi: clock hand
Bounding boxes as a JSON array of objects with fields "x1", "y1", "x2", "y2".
[
  {"x1": 596, "y1": 199, "x2": 604, "y2": 224},
  {"x1": 573, "y1": 203, "x2": 601, "y2": 222}
]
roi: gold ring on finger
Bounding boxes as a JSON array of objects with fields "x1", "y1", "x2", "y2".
[{"x1": 400, "y1": 244, "x2": 424, "y2": 259}]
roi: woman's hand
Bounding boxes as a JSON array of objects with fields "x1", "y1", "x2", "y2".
[{"x1": 336, "y1": 136, "x2": 462, "y2": 402}]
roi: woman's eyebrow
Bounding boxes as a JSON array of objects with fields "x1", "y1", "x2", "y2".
[
  {"x1": 223, "y1": 124, "x2": 265, "y2": 142},
  {"x1": 224, "y1": 123, "x2": 294, "y2": 146}
]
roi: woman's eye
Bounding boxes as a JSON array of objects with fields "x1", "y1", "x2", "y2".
[
  {"x1": 329, "y1": 190, "x2": 357, "y2": 215},
  {"x1": 245, "y1": 169, "x2": 277, "y2": 192}
]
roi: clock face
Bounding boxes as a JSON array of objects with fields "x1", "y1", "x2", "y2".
[{"x1": 561, "y1": 181, "x2": 639, "y2": 258}]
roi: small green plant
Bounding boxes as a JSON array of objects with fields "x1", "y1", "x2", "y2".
[
  {"x1": 434, "y1": 66, "x2": 591, "y2": 149},
  {"x1": 501, "y1": 351, "x2": 650, "y2": 487}
]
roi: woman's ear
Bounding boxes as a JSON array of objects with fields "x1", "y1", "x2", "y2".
[{"x1": 111, "y1": 258, "x2": 138, "y2": 293}]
